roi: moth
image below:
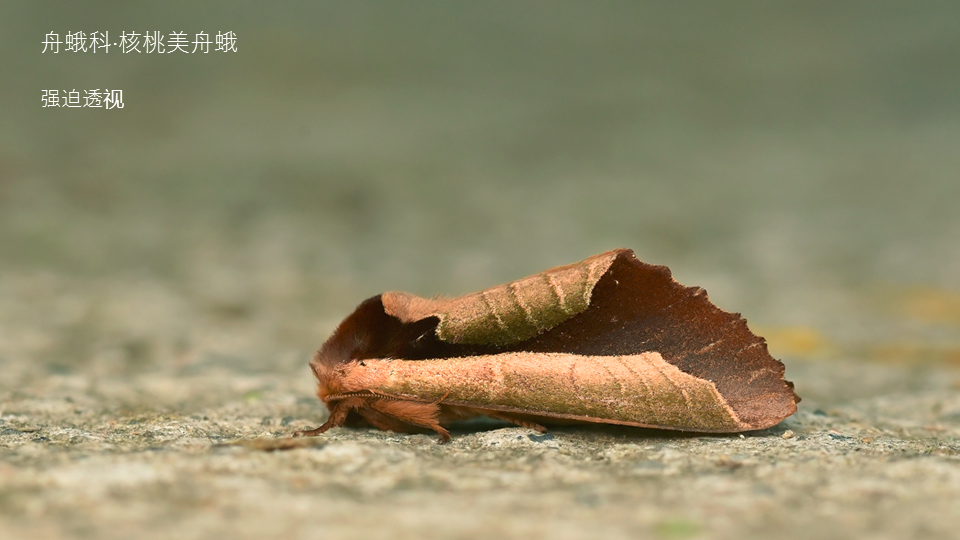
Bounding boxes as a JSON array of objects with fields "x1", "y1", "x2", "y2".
[{"x1": 295, "y1": 249, "x2": 798, "y2": 442}]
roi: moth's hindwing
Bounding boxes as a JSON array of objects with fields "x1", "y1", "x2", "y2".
[{"x1": 383, "y1": 251, "x2": 617, "y2": 346}]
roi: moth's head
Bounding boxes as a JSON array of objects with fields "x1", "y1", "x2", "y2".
[{"x1": 310, "y1": 294, "x2": 420, "y2": 399}]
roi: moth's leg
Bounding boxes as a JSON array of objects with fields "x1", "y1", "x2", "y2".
[
  {"x1": 294, "y1": 396, "x2": 366, "y2": 437},
  {"x1": 438, "y1": 404, "x2": 484, "y2": 424},
  {"x1": 368, "y1": 399, "x2": 451, "y2": 443},
  {"x1": 485, "y1": 412, "x2": 548, "y2": 433},
  {"x1": 356, "y1": 407, "x2": 423, "y2": 434}
]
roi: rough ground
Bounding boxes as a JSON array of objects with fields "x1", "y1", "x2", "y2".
[
  {"x1": 1, "y1": 372, "x2": 959, "y2": 540},
  {"x1": 0, "y1": 273, "x2": 958, "y2": 540},
  {"x1": 2, "y1": 2, "x2": 960, "y2": 539}
]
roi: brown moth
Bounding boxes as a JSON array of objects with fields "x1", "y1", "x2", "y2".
[{"x1": 295, "y1": 249, "x2": 798, "y2": 442}]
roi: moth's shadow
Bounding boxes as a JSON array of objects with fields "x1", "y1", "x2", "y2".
[{"x1": 446, "y1": 417, "x2": 786, "y2": 440}]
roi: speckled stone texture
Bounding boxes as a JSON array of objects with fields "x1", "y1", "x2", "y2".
[
  {"x1": 0, "y1": 279, "x2": 958, "y2": 540},
  {"x1": 2, "y1": 2, "x2": 960, "y2": 539}
]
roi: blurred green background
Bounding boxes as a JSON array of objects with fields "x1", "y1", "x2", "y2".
[{"x1": 2, "y1": 1, "x2": 959, "y2": 382}]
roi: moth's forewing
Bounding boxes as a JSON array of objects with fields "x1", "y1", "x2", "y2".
[{"x1": 346, "y1": 352, "x2": 753, "y2": 432}]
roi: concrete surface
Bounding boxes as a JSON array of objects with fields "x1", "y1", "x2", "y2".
[{"x1": 2, "y1": 3, "x2": 959, "y2": 539}]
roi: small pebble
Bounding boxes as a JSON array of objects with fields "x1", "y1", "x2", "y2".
[{"x1": 782, "y1": 430, "x2": 795, "y2": 439}]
